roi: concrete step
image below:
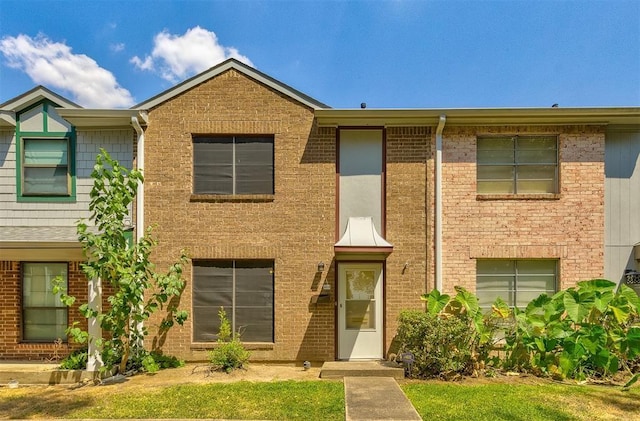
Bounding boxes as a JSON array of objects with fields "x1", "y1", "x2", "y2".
[{"x1": 320, "y1": 361, "x2": 405, "y2": 379}]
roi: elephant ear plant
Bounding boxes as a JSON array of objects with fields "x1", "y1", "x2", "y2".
[
  {"x1": 397, "y1": 280, "x2": 640, "y2": 386},
  {"x1": 54, "y1": 149, "x2": 188, "y2": 373},
  {"x1": 498, "y1": 279, "x2": 640, "y2": 385}
]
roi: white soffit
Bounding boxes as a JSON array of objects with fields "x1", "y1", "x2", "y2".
[{"x1": 335, "y1": 217, "x2": 393, "y2": 249}]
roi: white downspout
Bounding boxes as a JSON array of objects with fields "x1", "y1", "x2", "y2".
[
  {"x1": 131, "y1": 115, "x2": 145, "y2": 351},
  {"x1": 435, "y1": 115, "x2": 446, "y2": 292},
  {"x1": 131, "y1": 116, "x2": 144, "y2": 243}
]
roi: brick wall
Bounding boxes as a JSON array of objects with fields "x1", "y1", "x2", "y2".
[
  {"x1": 140, "y1": 70, "x2": 606, "y2": 362},
  {"x1": 438, "y1": 125, "x2": 605, "y2": 293},
  {"x1": 0, "y1": 261, "x2": 88, "y2": 361},
  {"x1": 144, "y1": 69, "x2": 337, "y2": 361},
  {"x1": 384, "y1": 126, "x2": 430, "y2": 351}
]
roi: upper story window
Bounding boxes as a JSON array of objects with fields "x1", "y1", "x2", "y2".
[
  {"x1": 16, "y1": 101, "x2": 76, "y2": 202},
  {"x1": 193, "y1": 135, "x2": 274, "y2": 195},
  {"x1": 22, "y1": 137, "x2": 71, "y2": 196},
  {"x1": 477, "y1": 135, "x2": 558, "y2": 194}
]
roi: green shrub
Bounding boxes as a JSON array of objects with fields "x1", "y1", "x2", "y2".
[
  {"x1": 209, "y1": 307, "x2": 250, "y2": 373},
  {"x1": 397, "y1": 310, "x2": 477, "y2": 378}
]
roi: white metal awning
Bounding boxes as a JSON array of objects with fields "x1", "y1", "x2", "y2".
[{"x1": 334, "y1": 217, "x2": 393, "y2": 260}]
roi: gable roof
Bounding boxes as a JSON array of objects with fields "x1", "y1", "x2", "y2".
[
  {"x1": 0, "y1": 86, "x2": 82, "y2": 128},
  {"x1": 133, "y1": 58, "x2": 330, "y2": 111},
  {"x1": 0, "y1": 85, "x2": 81, "y2": 111}
]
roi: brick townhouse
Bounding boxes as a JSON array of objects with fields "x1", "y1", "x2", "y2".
[{"x1": 1, "y1": 59, "x2": 639, "y2": 363}]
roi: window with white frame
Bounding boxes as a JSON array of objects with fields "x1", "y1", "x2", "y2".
[
  {"x1": 476, "y1": 259, "x2": 557, "y2": 309},
  {"x1": 477, "y1": 135, "x2": 558, "y2": 194},
  {"x1": 193, "y1": 136, "x2": 274, "y2": 195},
  {"x1": 22, "y1": 262, "x2": 68, "y2": 341},
  {"x1": 192, "y1": 260, "x2": 274, "y2": 343},
  {"x1": 22, "y1": 138, "x2": 71, "y2": 196}
]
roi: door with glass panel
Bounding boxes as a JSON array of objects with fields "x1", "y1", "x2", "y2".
[{"x1": 338, "y1": 263, "x2": 383, "y2": 360}]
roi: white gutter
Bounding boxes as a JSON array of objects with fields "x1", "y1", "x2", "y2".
[
  {"x1": 435, "y1": 115, "x2": 446, "y2": 292},
  {"x1": 131, "y1": 116, "x2": 144, "y2": 243}
]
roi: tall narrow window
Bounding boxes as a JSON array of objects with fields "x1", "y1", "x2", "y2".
[
  {"x1": 193, "y1": 136, "x2": 274, "y2": 195},
  {"x1": 477, "y1": 136, "x2": 558, "y2": 194},
  {"x1": 193, "y1": 260, "x2": 274, "y2": 342},
  {"x1": 476, "y1": 259, "x2": 557, "y2": 309},
  {"x1": 22, "y1": 262, "x2": 68, "y2": 341}
]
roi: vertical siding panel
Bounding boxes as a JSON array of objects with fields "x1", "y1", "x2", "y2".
[{"x1": 604, "y1": 127, "x2": 640, "y2": 282}]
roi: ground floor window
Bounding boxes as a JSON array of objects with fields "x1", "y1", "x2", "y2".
[
  {"x1": 192, "y1": 260, "x2": 274, "y2": 342},
  {"x1": 476, "y1": 259, "x2": 557, "y2": 309},
  {"x1": 22, "y1": 262, "x2": 68, "y2": 341}
]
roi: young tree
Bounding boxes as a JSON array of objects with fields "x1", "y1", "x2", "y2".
[{"x1": 56, "y1": 149, "x2": 187, "y2": 372}]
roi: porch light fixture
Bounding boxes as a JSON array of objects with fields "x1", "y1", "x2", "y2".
[{"x1": 317, "y1": 262, "x2": 325, "y2": 272}]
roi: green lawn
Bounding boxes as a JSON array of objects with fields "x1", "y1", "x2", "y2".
[
  {"x1": 2, "y1": 378, "x2": 639, "y2": 420},
  {"x1": 402, "y1": 381, "x2": 640, "y2": 421},
  {"x1": 1, "y1": 381, "x2": 345, "y2": 420}
]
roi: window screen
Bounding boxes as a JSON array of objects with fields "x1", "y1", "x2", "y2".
[
  {"x1": 476, "y1": 259, "x2": 557, "y2": 309},
  {"x1": 193, "y1": 136, "x2": 274, "y2": 195},
  {"x1": 22, "y1": 138, "x2": 70, "y2": 195},
  {"x1": 22, "y1": 262, "x2": 68, "y2": 341},
  {"x1": 477, "y1": 136, "x2": 557, "y2": 194},
  {"x1": 193, "y1": 260, "x2": 274, "y2": 342}
]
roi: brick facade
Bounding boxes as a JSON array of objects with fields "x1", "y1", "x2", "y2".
[
  {"x1": 142, "y1": 69, "x2": 607, "y2": 361},
  {"x1": 144, "y1": 69, "x2": 337, "y2": 361},
  {"x1": 438, "y1": 125, "x2": 605, "y2": 293},
  {"x1": 1, "y1": 62, "x2": 614, "y2": 363}
]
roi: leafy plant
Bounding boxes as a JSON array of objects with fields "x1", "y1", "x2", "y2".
[
  {"x1": 396, "y1": 287, "x2": 505, "y2": 378},
  {"x1": 501, "y1": 279, "x2": 640, "y2": 380},
  {"x1": 59, "y1": 347, "x2": 88, "y2": 370},
  {"x1": 209, "y1": 307, "x2": 250, "y2": 373},
  {"x1": 53, "y1": 149, "x2": 188, "y2": 373}
]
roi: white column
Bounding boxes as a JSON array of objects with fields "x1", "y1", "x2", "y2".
[{"x1": 86, "y1": 277, "x2": 103, "y2": 371}]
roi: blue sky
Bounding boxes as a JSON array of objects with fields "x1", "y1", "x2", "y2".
[{"x1": 1, "y1": 0, "x2": 639, "y2": 109}]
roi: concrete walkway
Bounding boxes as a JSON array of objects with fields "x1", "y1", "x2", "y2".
[{"x1": 344, "y1": 376, "x2": 422, "y2": 420}]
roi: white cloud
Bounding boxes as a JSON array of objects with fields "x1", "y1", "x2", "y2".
[
  {"x1": 110, "y1": 42, "x2": 125, "y2": 53},
  {"x1": 0, "y1": 33, "x2": 134, "y2": 108},
  {"x1": 131, "y1": 26, "x2": 253, "y2": 82}
]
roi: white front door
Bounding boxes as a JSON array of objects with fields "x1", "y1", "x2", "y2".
[{"x1": 338, "y1": 263, "x2": 384, "y2": 360}]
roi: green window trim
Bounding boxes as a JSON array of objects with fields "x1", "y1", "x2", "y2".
[{"x1": 15, "y1": 102, "x2": 76, "y2": 203}]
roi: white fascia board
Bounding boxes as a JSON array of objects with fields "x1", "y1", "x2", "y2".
[
  {"x1": 315, "y1": 107, "x2": 640, "y2": 127},
  {"x1": 56, "y1": 109, "x2": 147, "y2": 128},
  {"x1": 0, "y1": 110, "x2": 16, "y2": 127}
]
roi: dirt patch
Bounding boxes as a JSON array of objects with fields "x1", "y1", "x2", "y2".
[{"x1": 91, "y1": 363, "x2": 324, "y2": 391}]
